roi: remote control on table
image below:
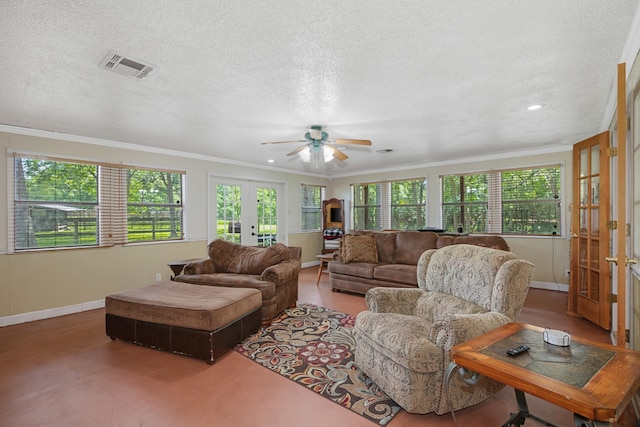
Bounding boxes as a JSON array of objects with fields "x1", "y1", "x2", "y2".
[{"x1": 506, "y1": 345, "x2": 530, "y2": 356}]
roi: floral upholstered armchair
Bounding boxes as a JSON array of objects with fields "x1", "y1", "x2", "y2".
[{"x1": 354, "y1": 244, "x2": 535, "y2": 414}]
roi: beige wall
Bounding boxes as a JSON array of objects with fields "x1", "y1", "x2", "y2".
[
  {"x1": 0, "y1": 129, "x2": 572, "y2": 318},
  {"x1": 326, "y1": 150, "x2": 573, "y2": 285},
  {"x1": 0, "y1": 130, "x2": 328, "y2": 317}
]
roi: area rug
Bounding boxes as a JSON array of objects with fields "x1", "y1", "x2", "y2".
[{"x1": 235, "y1": 304, "x2": 401, "y2": 426}]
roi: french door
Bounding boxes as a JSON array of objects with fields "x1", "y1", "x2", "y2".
[
  {"x1": 570, "y1": 64, "x2": 638, "y2": 348},
  {"x1": 569, "y1": 131, "x2": 611, "y2": 330},
  {"x1": 209, "y1": 177, "x2": 285, "y2": 247}
]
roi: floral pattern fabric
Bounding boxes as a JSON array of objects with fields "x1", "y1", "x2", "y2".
[
  {"x1": 355, "y1": 244, "x2": 535, "y2": 415},
  {"x1": 236, "y1": 304, "x2": 401, "y2": 426}
]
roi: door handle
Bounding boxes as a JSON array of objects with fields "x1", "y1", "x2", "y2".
[
  {"x1": 571, "y1": 233, "x2": 578, "y2": 239},
  {"x1": 251, "y1": 232, "x2": 256, "y2": 236},
  {"x1": 605, "y1": 256, "x2": 638, "y2": 266}
]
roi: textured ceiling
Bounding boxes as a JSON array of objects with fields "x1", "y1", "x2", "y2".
[{"x1": 1, "y1": 1, "x2": 638, "y2": 176}]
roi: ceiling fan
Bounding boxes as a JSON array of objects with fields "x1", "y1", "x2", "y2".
[{"x1": 261, "y1": 125, "x2": 372, "y2": 165}]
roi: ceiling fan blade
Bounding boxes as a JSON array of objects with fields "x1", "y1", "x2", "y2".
[
  {"x1": 286, "y1": 145, "x2": 308, "y2": 156},
  {"x1": 261, "y1": 140, "x2": 307, "y2": 145},
  {"x1": 333, "y1": 139, "x2": 372, "y2": 146},
  {"x1": 325, "y1": 145, "x2": 348, "y2": 160}
]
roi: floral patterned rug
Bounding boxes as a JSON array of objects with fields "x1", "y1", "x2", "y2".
[{"x1": 235, "y1": 304, "x2": 401, "y2": 426}]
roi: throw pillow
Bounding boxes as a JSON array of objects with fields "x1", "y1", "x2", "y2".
[
  {"x1": 342, "y1": 234, "x2": 378, "y2": 264},
  {"x1": 227, "y1": 242, "x2": 290, "y2": 274}
]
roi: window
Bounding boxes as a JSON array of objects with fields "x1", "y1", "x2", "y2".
[
  {"x1": 12, "y1": 158, "x2": 99, "y2": 249},
  {"x1": 352, "y1": 178, "x2": 426, "y2": 230},
  {"x1": 126, "y1": 168, "x2": 184, "y2": 242},
  {"x1": 353, "y1": 183, "x2": 381, "y2": 230},
  {"x1": 300, "y1": 184, "x2": 325, "y2": 232},
  {"x1": 390, "y1": 179, "x2": 427, "y2": 230},
  {"x1": 500, "y1": 167, "x2": 561, "y2": 235},
  {"x1": 441, "y1": 174, "x2": 488, "y2": 233},
  {"x1": 9, "y1": 153, "x2": 185, "y2": 251},
  {"x1": 441, "y1": 165, "x2": 561, "y2": 236}
]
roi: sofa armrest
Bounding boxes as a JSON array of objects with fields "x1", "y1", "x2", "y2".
[
  {"x1": 183, "y1": 258, "x2": 215, "y2": 275},
  {"x1": 431, "y1": 311, "x2": 511, "y2": 351},
  {"x1": 365, "y1": 288, "x2": 425, "y2": 315},
  {"x1": 261, "y1": 260, "x2": 301, "y2": 285}
]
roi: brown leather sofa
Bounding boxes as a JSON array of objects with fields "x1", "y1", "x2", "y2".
[
  {"x1": 174, "y1": 240, "x2": 301, "y2": 324},
  {"x1": 328, "y1": 230, "x2": 509, "y2": 295}
]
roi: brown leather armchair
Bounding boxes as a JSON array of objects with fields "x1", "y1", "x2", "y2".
[{"x1": 175, "y1": 240, "x2": 301, "y2": 324}]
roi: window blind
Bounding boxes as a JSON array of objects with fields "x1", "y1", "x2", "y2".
[
  {"x1": 8, "y1": 152, "x2": 185, "y2": 251},
  {"x1": 351, "y1": 177, "x2": 426, "y2": 231},
  {"x1": 440, "y1": 164, "x2": 561, "y2": 235},
  {"x1": 300, "y1": 184, "x2": 324, "y2": 232}
]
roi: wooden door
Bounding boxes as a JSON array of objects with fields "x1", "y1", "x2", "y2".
[
  {"x1": 632, "y1": 70, "x2": 640, "y2": 351},
  {"x1": 612, "y1": 63, "x2": 630, "y2": 347},
  {"x1": 569, "y1": 131, "x2": 611, "y2": 329}
]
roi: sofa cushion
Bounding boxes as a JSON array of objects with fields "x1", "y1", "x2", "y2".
[
  {"x1": 374, "y1": 232, "x2": 397, "y2": 264},
  {"x1": 105, "y1": 282, "x2": 262, "y2": 331},
  {"x1": 342, "y1": 234, "x2": 378, "y2": 264},
  {"x1": 355, "y1": 311, "x2": 441, "y2": 373},
  {"x1": 228, "y1": 243, "x2": 290, "y2": 274},
  {"x1": 453, "y1": 235, "x2": 510, "y2": 251},
  {"x1": 328, "y1": 261, "x2": 376, "y2": 279},
  {"x1": 208, "y1": 240, "x2": 290, "y2": 274},
  {"x1": 176, "y1": 273, "x2": 277, "y2": 300},
  {"x1": 374, "y1": 264, "x2": 418, "y2": 286},
  {"x1": 393, "y1": 231, "x2": 438, "y2": 265},
  {"x1": 414, "y1": 291, "x2": 487, "y2": 324},
  {"x1": 435, "y1": 235, "x2": 455, "y2": 249},
  {"x1": 424, "y1": 244, "x2": 517, "y2": 309}
]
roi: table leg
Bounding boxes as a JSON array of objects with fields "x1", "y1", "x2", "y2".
[
  {"x1": 169, "y1": 263, "x2": 187, "y2": 280},
  {"x1": 316, "y1": 259, "x2": 325, "y2": 286},
  {"x1": 573, "y1": 414, "x2": 611, "y2": 427},
  {"x1": 501, "y1": 389, "x2": 557, "y2": 427}
]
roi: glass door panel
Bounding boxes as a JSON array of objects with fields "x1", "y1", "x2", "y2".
[
  {"x1": 253, "y1": 186, "x2": 278, "y2": 247},
  {"x1": 209, "y1": 178, "x2": 283, "y2": 247},
  {"x1": 570, "y1": 131, "x2": 610, "y2": 329},
  {"x1": 216, "y1": 184, "x2": 242, "y2": 244}
]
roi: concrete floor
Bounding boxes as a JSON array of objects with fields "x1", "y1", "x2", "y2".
[{"x1": 0, "y1": 266, "x2": 636, "y2": 427}]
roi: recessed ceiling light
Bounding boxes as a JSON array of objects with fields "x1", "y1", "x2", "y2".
[
  {"x1": 527, "y1": 104, "x2": 545, "y2": 111},
  {"x1": 267, "y1": 159, "x2": 275, "y2": 163}
]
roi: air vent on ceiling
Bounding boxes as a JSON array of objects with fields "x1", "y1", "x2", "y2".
[{"x1": 99, "y1": 51, "x2": 154, "y2": 79}]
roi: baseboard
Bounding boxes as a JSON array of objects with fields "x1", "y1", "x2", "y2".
[
  {"x1": 1, "y1": 279, "x2": 566, "y2": 328},
  {"x1": 0, "y1": 299, "x2": 105, "y2": 327},
  {"x1": 529, "y1": 280, "x2": 568, "y2": 292},
  {"x1": 302, "y1": 260, "x2": 322, "y2": 269}
]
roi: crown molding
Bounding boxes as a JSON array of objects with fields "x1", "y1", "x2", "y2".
[
  {"x1": 0, "y1": 124, "x2": 330, "y2": 179},
  {"x1": 328, "y1": 144, "x2": 572, "y2": 179}
]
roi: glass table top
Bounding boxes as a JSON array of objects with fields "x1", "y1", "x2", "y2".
[{"x1": 480, "y1": 329, "x2": 615, "y2": 388}]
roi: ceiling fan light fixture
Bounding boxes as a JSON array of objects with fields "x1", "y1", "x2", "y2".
[
  {"x1": 323, "y1": 145, "x2": 335, "y2": 162},
  {"x1": 298, "y1": 146, "x2": 311, "y2": 163}
]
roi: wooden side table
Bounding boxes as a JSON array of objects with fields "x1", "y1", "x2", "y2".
[
  {"x1": 167, "y1": 258, "x2": 205, "y2": 280},
  {"x1": 315, "y1": 253, "x2": 334, "y2": 286},
  {"x1": 448, "y1": 322, "x2": 640, "y2": 426}
]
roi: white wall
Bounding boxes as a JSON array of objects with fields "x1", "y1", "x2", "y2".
[
  {"x1": 327, "y1": 149, "x2": 574, "y2": 285},
  {"x1": 0, "y1": 129, "x2": 329, "y2": 318},
  {"x1": 0, "y1": 128, "x2": 572, "y2": 321}
]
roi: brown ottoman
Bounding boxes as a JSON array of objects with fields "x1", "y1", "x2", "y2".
[{"x1": 105, "y1": 282, "x2": 262, "y2": 364}]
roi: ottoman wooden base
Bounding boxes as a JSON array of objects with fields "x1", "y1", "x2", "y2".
[{"x1": 105, "y1": 282, "x2": 262, "y2": 364}]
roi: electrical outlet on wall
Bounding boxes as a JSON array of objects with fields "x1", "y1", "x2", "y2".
[
  {"x1": 155, "y1": 273, "x2": 161, "y2": 282},
  {"x1": 565, "y1": 269, "x2": 570, "y2": 278}
]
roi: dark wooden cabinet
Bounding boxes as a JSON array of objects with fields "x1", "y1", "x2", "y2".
[{"x1": 322, "y1": 198, "x2": 344, "y2": 253}]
